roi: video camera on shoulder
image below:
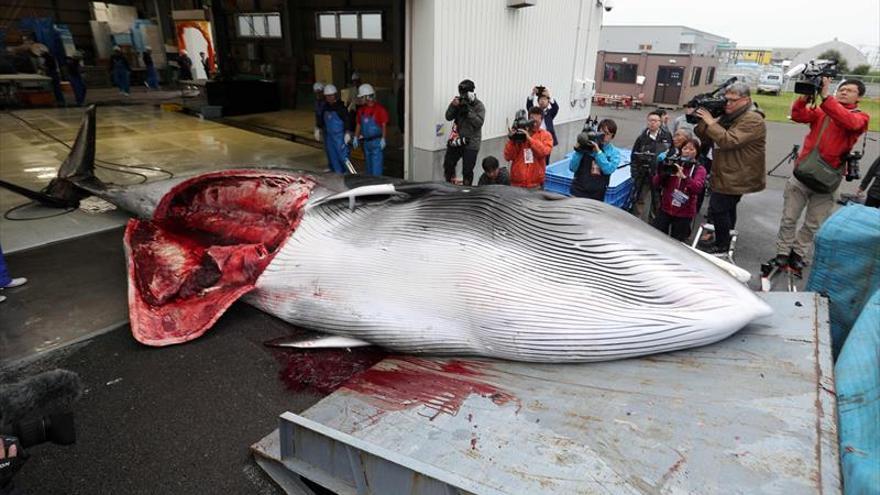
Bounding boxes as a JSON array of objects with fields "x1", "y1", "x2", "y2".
[
  {"x1": 581, "y1": 116, "x2": 605, "y2": 148},
  {"x1": 785, "y1": 59, "x2": 839, "y2": 97},
  {"x1": 510, "y1": 109, "x2": 535, "y2": 142},
  {"x1": 685, "y1": 77, "x2": 739, "y2": 124}
]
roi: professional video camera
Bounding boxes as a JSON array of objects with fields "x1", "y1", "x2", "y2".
[
  {"x1": 509, "y1": 109, "x2": 535, "y2": 142},
  {"x1": 658, "y1": 152, "x2": 696, "y2": 177},
  {"x1": 685, "y1": 77, "x2": 739, "y2": 124},
  {"x1": 785, "y1": 59, "x2": 839, "y2": 97},
  {"x1": 581, "y1": 117, "x2": 605, "y2": 148},
  {"x1": 844, "y1": 152, "x2": 862, "y2": 181},
  {"x1": 534, "y1": 85, "x2": 548, "y2": 98}
]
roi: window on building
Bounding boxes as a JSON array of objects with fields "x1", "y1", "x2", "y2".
[
  {"x1": 706, "y1": 66, "x2": 715, "y2": 85},
  {"x1": 236, "y1": 13, "x2": 282, "y2": 38},
  {"x1": 603, "y1": 62, "x2": 638, "y2": 83},
  {"x1": 691, "y1": 66, "x2": 702, "y2": 86},
  {"x1": 316, "y1": 11, "x2": 384, "y2": 41},
  {"x1": 638, "y1": 43, "x2": 653, "y2": 51}
]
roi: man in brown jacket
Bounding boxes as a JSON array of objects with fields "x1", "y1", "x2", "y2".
[{"x1": 694, "y1": 82, "x2": 766, "y2": 253}]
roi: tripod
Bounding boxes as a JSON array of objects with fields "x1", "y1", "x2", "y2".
[{"x1": 767, "y1": 144, "x2": 800, "y2": 178}]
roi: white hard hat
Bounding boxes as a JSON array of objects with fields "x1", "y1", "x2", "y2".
[
  {"x1": 351, "y1": 72, "x2": 361, "y2": 81},
  {"x1": 323, "y1": 84, "x2": 338, "y2": 96},
  {"x1": 313, "y1": 82, "x2": 325, "y2": 92},
  {"x1": 357, "y1": 83, "x2": 375, "y2": 98}
]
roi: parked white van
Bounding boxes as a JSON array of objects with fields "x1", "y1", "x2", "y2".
[{"x1": 757, "y1": 72, "x2": 784, "y2": 95}]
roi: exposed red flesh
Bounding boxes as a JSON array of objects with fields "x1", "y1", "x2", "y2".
[{"x1": 125, "y1": 170, "x2": 315, "y2": 346}]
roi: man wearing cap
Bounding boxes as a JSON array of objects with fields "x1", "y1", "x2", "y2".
[
  {"x1": 143, "y1": 47, "x2": 159, "y2": 90},
  {"x1": 109, "y1": 46, "x2": 130, "y2": 96},
  {"x1": 444, "y1": 79, "x2": 486, "y2": 186},
  {"x1": 569, "y1": 119, "x2": 620, "y2": 200},
  {"x1": 352, "y1": 83, "x2": 389, "y2": 176},
  {"x1": 317, "y1": 84, "x2": 354, "y2": 174}
]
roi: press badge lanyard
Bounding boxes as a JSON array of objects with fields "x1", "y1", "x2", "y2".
[{"x1": 671, "y1": 162, "x2": 696, "y2": 207}]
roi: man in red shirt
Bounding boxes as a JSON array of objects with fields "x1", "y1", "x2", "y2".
[
  {"x1": 504, "y1": 107, "x2": 554, "y2": 189},
  {"x1": 353, "y1": 83, "x2": 389, "y2": 176},
  {"x1": 772, "y1": 78, "x2": 870, "y2": 276}
]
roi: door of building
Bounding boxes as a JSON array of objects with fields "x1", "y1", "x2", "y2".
[{"x1": 654, "y1": 66, "x2": 684, "y2": 105}]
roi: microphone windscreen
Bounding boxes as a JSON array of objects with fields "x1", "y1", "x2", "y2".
[{"x1": 0, "y1": 369, "x2": 82, "y2": 425}]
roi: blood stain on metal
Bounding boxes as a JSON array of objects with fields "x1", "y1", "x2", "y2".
[
  {"x1": 273, "y1": 347, "x2": 388, "y2": 395},
  {"x1": 341, "y1": 357, "x2": 520, "y2": 420}
]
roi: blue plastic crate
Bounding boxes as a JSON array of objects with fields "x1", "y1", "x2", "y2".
[{"x1": 604, "y1": 175, "x2": 633, "y2": 208}]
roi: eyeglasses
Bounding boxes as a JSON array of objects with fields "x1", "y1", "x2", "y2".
[{"x1": 725, "y1": 97, "x2": 745, "y2": 105}]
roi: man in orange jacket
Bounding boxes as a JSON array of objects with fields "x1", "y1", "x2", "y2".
[{"x1": 504, "y1": 107, "x2": 554, "y2": 189}]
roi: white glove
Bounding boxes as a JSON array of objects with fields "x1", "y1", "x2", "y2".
[
  {"x1": 344, "y1": 133, "x2": 352, "y2": 145},
  {"x1": 380, "y1": 138, "x2": 386, "y2": 150},
  {"x1": 313, "y1": 127, "x2": 321, "y2": 142},
  {"x1": 352, "y1": 136, "x2": 360, "y2": 149}
]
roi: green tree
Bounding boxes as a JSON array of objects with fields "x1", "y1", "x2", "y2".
[
  {"x1": 851, "y1": 64, "x2": 871, "y2": 75},
  {"x1": 817, "y1": 49, "x2": 850, "y2": 74}
]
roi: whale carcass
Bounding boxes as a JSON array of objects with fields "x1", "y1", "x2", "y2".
[{"x1": 11, "y1": 106, "x2": 773, "y2": 362}]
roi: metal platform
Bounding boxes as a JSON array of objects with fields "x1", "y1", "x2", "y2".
[{"x1": 252, "y1": 292, "x2": 839, "y2": 494}]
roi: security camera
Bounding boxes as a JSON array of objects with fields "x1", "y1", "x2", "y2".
[{"x1": 602, "y1": 0, "x2": 615, "y2": 11}]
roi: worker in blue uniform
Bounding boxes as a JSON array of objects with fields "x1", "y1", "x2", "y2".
[
  {"x1": 317, "y1": 84, "x2": 353, "y2": 174},
  {"x1": 352, "y1": 83, "x2": 389, "y2": 176},
  {"x1": 109, "y1": 46, "x2": 130, "y2": 96}
]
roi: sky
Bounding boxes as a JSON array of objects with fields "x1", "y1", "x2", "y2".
[{"x1": 602, "y1": 0, "x2": 880, "y2": 49}]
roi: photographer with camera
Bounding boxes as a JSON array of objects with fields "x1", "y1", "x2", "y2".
[
  {"x1": 694, "y1": 81, "x2": 766, "y2": 254},
  {"x1": 770, "y1": 78, "x2": 870, "y2": 276},
  {"x1": 504, "y1": 107, "x2": 554, "y2": 189},
  {"x1": 443, "y1": 79, "x2": 486, "y2": 186},
  {"x1": 651, "y1": 137, "x2": 707, "y2": 241},
  {"x1": 630, "y1": 111, "x2": 673, "y2": 221},
  {"x1": 569, "y1": 119, "x2": 620, "y2": 200},
  {"x1": 526, "y1": 86, "x2": 560, "y2": 147}
]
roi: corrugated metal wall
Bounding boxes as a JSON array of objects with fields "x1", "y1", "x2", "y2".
[{"x1": 411, "y1": 0, "x2": 603, "y2": 152}]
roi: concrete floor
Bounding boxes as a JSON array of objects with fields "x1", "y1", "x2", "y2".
[{"x1": 0, "y1": 104, "x2": 327, "y2": 252}]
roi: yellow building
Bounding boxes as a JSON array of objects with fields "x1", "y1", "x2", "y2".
[{"x1": 720, "y1": 47, "x2": 773, "y2": 65}]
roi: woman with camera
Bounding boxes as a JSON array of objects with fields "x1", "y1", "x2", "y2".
[
  {"x1": 568, "y1": 119, "x2": 620, "y2": 200},
  {"x1": 651, "y1": 137, "x2": 707, "y2": 241}
]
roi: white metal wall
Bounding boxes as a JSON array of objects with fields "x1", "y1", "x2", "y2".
[{"x1": 410, "y1": 0, "x2": 604, "y2": 153}]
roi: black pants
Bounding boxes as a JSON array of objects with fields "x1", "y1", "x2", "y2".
[
  {"x1": 708, "y1": 192, "x2": 741, "y2": 249},
  {"x1": 866, "y1": 196, "x2": 880, "y2": 208},
  {"x1": 571, "y1": 186, "x2": 606, "y2": 201},
  {"x1": 443, "y1": 146, "x2": 479, "y2": 186},
  {"x1": 652, "y1": 210, "x2": 693, "y2": 241}
]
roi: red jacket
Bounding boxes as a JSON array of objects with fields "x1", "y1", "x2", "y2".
[
  {"x1": 504, "y1": 129, "x2": 554, "y2": 188},
  {"x1": 791, "y1": 96, "x2": 870, "y2": 169}
]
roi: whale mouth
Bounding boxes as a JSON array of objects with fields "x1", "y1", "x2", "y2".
[{"x1": 125, "y1": 170, "x2": 315, "y2": 346}]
